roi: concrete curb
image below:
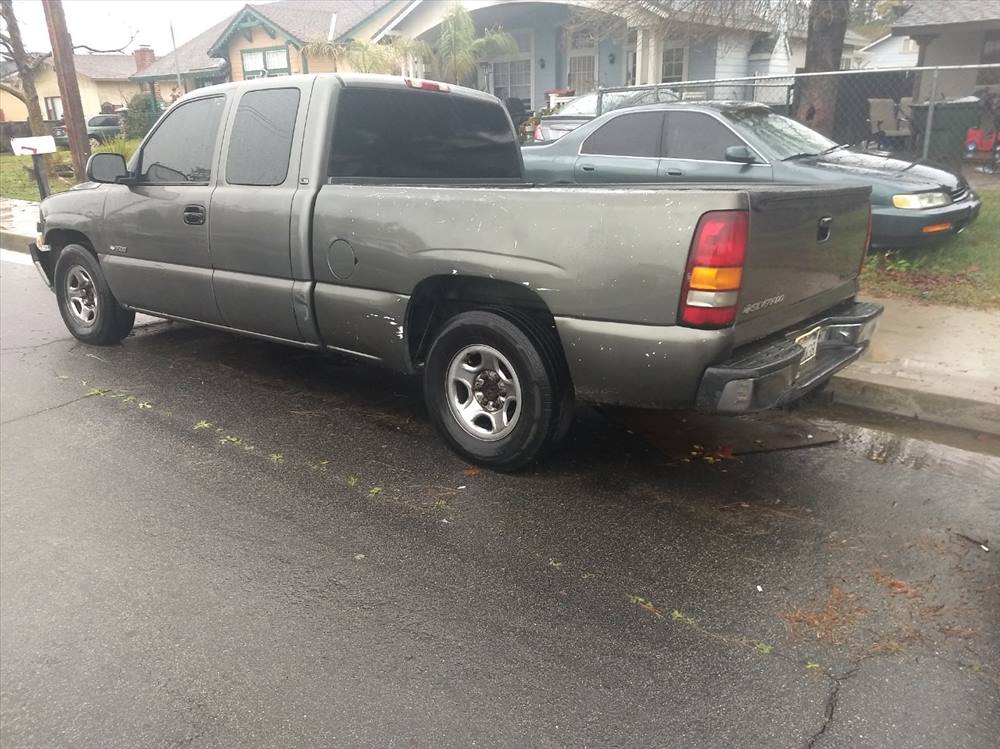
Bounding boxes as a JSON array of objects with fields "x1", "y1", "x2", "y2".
[
  {"x1": 828, "y1": 375, "x2": 1000, "y2": 436},
  {"x1": 0, "y1": 231, "x2": 34, "y2": 251}
]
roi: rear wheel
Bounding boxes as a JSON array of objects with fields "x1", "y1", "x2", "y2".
[
  {"x1": 423, "y1": 310, "x2": 571, "y2": 471},
  {"x1": 54, "y1": 244, "x2": 134, "y2": 345}
]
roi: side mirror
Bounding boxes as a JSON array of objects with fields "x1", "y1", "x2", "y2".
[
  {"x1": 86, "y1": 152, "x2": 129, "y2": 183},
  {"x1": 725, "y1": 145, "x2": 759, "y2": 164}
]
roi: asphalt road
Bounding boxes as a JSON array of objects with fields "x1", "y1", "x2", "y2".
[{"x1": 1, "y1": 250, "x2": 998, "y2": 748}]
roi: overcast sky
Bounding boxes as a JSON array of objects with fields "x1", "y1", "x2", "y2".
[{"x1": 8, "y1": 0, "x2": 258, "y2": 56}]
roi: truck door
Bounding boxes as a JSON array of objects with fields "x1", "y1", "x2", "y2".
[
  {"x1": 658, "y1": 111, "x2": 773, "y2": 183},
  {"x1": 573, "y1": 111, "x2": 664, "y2": 183},
  {"x1": 209, "y1": 84, "x2": 309, "y2": 342},
  {"x1": 100, "y1": 95, "x2": 227, "y2": 323}
]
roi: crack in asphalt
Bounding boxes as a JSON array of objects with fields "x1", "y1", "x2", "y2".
[
  {"x1": 805, "y1": 665, "x2": 860, "y2": 749},
  {"x1": 0, "y1": 395, "x2": 89, "y2": 426}
]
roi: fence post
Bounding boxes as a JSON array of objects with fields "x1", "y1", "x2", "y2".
[
  {"x1": 597, "y1": 89, "x2": 604, "y2": 116},
  {"x1": 921, "y1": 67, "x2": 939, "y2": 161}
]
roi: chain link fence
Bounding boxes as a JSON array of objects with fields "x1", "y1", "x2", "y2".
[{"x1": 597, "y1": 64, "x2": 1000, "y2": 180}]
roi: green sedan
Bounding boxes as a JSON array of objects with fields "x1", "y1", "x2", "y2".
[
  {"x1": 52, "y1": 113, "x2": 123, "y2": 148},
  {"x1": 521, "y1": 101, "x2": 981, "y2": 249}
]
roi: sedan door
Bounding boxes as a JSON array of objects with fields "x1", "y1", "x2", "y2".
[
  {"x1": 574, "y1": 111, "x2": 664, "y2": 183},
  {"x1": 101, "y1": 95, "x2": 228, "y2": 323},
  {"x1": 658, "y1": 111, "x2": 772, "y2": 183}
]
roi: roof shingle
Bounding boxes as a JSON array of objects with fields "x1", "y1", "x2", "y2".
[{"x1": 892, "y1": 0, "x2": 1000, "y2": 32}]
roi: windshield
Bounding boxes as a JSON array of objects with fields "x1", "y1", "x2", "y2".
[
  {"x1": 558, "y1": 94, "x2": 598, "y2": 116},
  {"x1": 722, "y1": 108, "x2": 835, "y2": 160},
  {"x1": 556, "y1": 89, "x2": 679, "y2": 117}
]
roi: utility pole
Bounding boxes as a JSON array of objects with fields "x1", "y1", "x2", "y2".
[{"x1": 42, "y1": 0, "x2": 88, "y2": 179}]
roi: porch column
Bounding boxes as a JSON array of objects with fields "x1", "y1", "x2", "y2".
[{"x1": 635, "y1": 27, "x2": 647, "y2": 84}]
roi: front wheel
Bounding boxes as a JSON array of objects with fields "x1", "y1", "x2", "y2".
[
  {"x1": 54, "y1": 244, "x2": 135, "y2": 345},
  {"x1": 423, "y1": 310, "x2": 569, "y2": 471}
]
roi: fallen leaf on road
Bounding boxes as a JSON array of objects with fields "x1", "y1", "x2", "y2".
[
  {"x1": 628, "y1": 595, "x2": 663, "y2": 618},
  {"x1": 463, "y1": 468, "x2": 481, "y2": 476}
]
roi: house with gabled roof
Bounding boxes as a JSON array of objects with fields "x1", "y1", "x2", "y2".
[{"x1": 1, "y1": 48, "x2": 154, "y2": 123}]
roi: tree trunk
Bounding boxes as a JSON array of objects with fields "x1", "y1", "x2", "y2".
[
  {"x1": 793, "y1": 0, "x2": 849, "y2": 138},
  {"x1": 1, "y1": 0, "x2": 48, "y2": 139}
]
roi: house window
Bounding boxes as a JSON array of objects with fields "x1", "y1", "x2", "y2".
[
  {"x1": 568, "y1": 28, "x2": 597, "y2": 94},
  {"x1": 661, "y1": 46, "x2": 685, "y2": 83},
  {"x1": 44, "y1": 96, "x2": 64, "y2": 121},
  {"x1": 840, "y1": 54, "x2": 853, "y2": 70},
  {"x1": 901, "y1": 37, "x2": 917, "y2": 53},
  {"x1": 493, "y1": 60, "x2": 532, "y2": 105},
  {"x1": 489, "y1": 29, "x2": 533, "y2": 107},
  {"x1": 979, "y1": 31, "x2": 1000, "y2": 84},
  {"x1": 241, "y1": 46, "x2": 290, "y2": 78}
]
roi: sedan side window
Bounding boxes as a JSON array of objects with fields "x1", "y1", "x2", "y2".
[
  {"x1": 664, "y1": 112, "x2": 745, "y2": 161},
  {"x1": 580, "y1": 112, "x2": 664, "y2": 158},
  {"x1": 139, "y1": 96, "x2": 225, "y2": 184}
]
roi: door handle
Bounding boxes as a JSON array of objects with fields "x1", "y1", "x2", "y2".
[
  {"x1": 581, "y1": 165, "x2": 596, "y2": 172},
  {"x1": 183, "y1": 204, "x2": 206, "y2": 225},
  {"x1": 666, "y1": 169, "x2": 684, "y2": 176}
]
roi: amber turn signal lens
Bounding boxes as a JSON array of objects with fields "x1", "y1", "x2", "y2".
[{"x1": 689, "y1": 266, "x2": 743, "y2": 291}]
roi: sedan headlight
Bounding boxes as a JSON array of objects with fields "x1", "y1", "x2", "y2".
[{"x1": 892, "y1": 192, "x2": 950, "y2": 209}]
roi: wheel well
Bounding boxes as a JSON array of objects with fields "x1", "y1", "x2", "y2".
[
  {"x1": 38, "y1": 229, "x2": 96, "y2": 284},
  {"x1": 406, "y1": 275, "x2": 567, "y2": 371},
  {"x1": 47, "y1": 229, "x2": 96, "y2": 257}
]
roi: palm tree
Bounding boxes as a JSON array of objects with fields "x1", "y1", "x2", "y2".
[
  {"x1": 304, "y1": 37, "x2": 430, "y2": 75},
  {"x1": 432, "y1": 5, "x2": 519, "y2": 85}
]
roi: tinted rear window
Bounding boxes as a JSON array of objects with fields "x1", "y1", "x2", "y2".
[
  {"x1": 226, "y1": 88, "x2": 300, "y2": 186},
  {"x1": 580, "y1": 112, "x2": 664, "y2": 157},
  {"x1": 328, "y1": 88, "x2": 521, "y2": 180}
]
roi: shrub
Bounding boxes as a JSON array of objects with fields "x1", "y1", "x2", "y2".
[
  {"x1": 93, "y1": 135, "x2": 140, "y2": 161},
  {"x1": 122, "y1": 92, "x2": 161, "y2": 139}
]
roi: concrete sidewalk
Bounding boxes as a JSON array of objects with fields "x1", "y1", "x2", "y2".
[
  {"x1": 0, "y1": 197, "x2": 38, "y2": 250},
  {"x1": 2, "y1": 196, "x2": 998, "y2": 434},
  {"x1": 830, "y1": 297, "x2": 1000, "y2": 435}
]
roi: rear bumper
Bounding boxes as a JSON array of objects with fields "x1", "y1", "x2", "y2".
[
  {"x1": 870, "y1": 194, "x2": 980, "y2": 249},
  {"x1": 696, "y1": 301, "x2": 882, "y2": 413}
]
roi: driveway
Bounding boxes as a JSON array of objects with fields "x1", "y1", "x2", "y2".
[{"x1": 2, "y1": 252, "x2": 998, "y2": 748}]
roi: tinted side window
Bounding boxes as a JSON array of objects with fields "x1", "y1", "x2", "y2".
[
  {"x1": 226, "y1": 88, "x2": 300, "y2": 186},
  {"x1": 141, "y1": 96, "x2": 225, "y2": 184},
  {"x1": 328, "y1": 88, "x2": 520, "y2": 180},
  {"x1": 664, "y1": 112, "x2": 743, "y2": 161},
  {"x1": 580, "y1": 112, "x2": 663, "y2": 157}
]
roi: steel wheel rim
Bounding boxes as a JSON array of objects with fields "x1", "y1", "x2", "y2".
[
  {"x1": 446, "y1": 344, "x2": 522, "y2": 442},
  {"x1": 65, "y1": 265, "x2": 98, "y2": 326}
]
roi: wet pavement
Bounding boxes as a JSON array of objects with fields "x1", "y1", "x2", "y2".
[{"x1": 2, "y1": 253, "x2": 998, "y2": 748}]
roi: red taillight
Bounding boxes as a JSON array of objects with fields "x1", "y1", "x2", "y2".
[
  {"x1": 403, "y1": 78, "x2": 450, "y2": 92},
  {"x1": 533, "y1": 123, "x2": 543, "y2": 141},
  {"x1": 679, "y1": 210, "x2": 748, "y2": 329}
]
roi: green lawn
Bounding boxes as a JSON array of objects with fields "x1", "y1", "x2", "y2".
[
  {"x1": 861, "y1": 189, "x2": 1000, "y2": 309},
  {"x1": 0, "y1": 139, "x2": 140, "y2": 202}
]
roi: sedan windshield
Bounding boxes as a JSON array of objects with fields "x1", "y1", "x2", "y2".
[
  {"x1": 722, "y1": 108, "x2": 836, "y2": 160},
  {"x1": 556, "y1": 89, "x2": 679, "y2": 117}
]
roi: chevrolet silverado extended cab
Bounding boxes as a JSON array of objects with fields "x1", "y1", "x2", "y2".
[{"x1": 31, "y1": 74, "x2": 882, "y2": 470}]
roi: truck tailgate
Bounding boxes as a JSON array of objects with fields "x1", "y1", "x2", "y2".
[{"x1": 735, "y1": 185, "x2": 871, "y2": 346}]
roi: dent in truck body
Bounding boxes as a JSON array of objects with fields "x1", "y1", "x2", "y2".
[{"x1": 555, "y1": 317, "x2": 733, "y2": 408}]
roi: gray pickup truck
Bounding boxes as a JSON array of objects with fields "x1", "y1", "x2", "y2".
[{"x1": 30, "y1": 74, "x2": 881, "y2": 470}]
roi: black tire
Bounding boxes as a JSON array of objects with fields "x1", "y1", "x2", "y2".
[
  {"x1": 54, "y1": 244, "x2": 135, "y2": 345},
  {"x1": 423, "y1": 309, "x2": 570, "y2": 471}
]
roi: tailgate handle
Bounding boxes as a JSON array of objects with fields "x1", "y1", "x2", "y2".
[{"x1": 817, "y1": 216, "x2": 833, "y2": 242}]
